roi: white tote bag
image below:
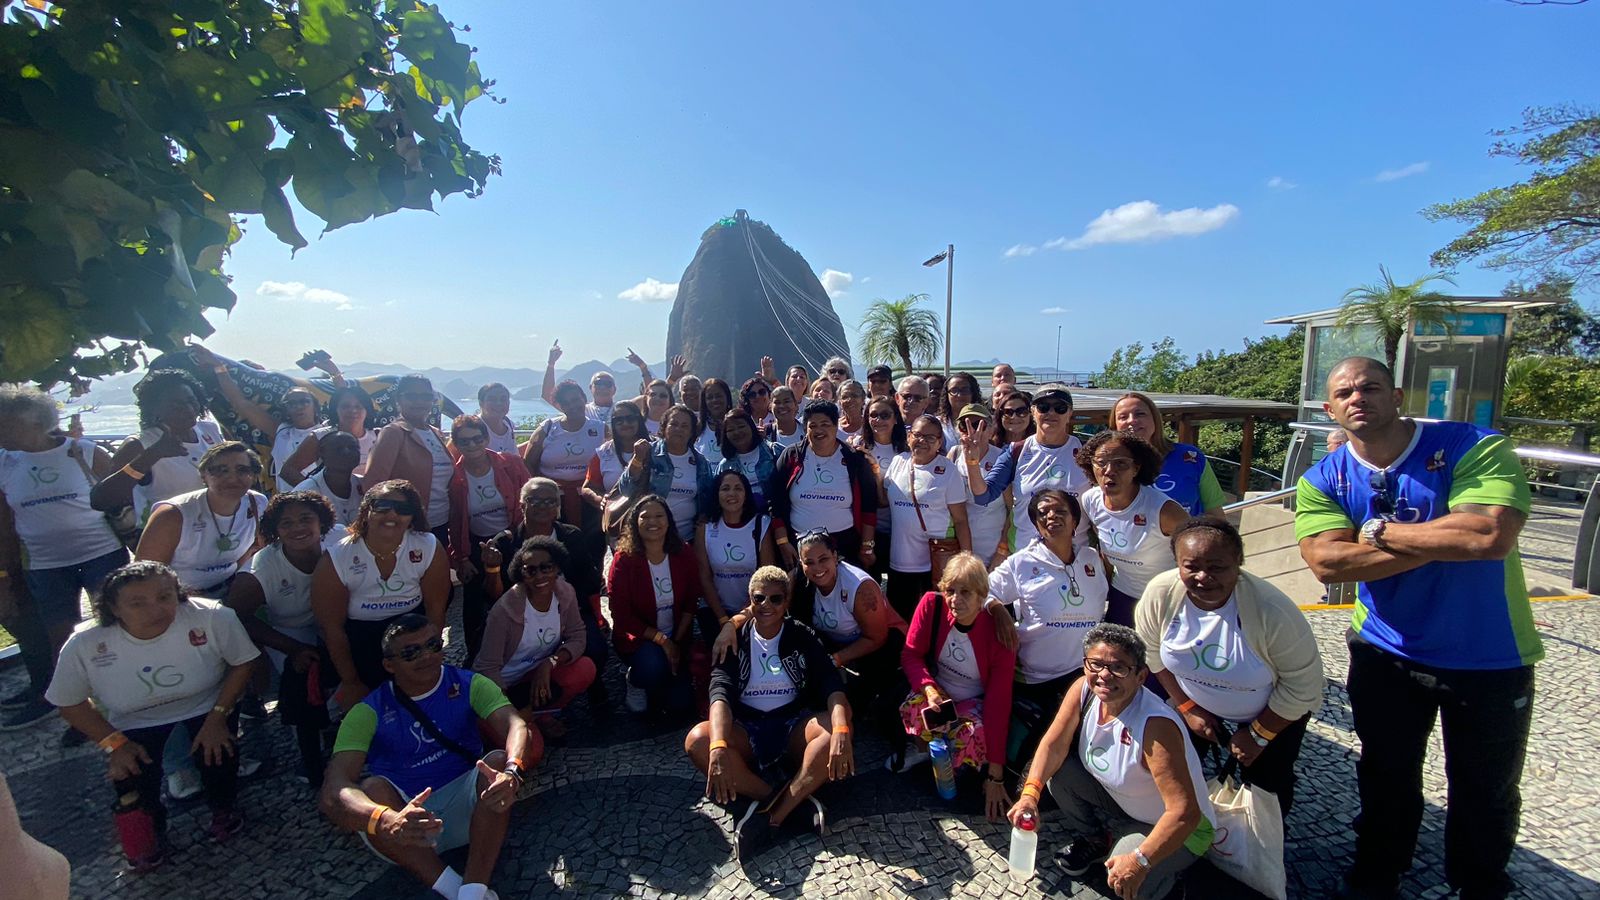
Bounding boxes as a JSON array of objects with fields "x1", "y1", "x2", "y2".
[{"x1": 1205, "y1": 759, "x2": 1287, "y2": 900}]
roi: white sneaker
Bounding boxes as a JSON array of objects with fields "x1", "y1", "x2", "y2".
[
  {"x1": 166, "y1": 767, "x2": 203, "y2": 801},
  {"x1": 623, "y1": 668, "x2": 647, "y2": 714}
]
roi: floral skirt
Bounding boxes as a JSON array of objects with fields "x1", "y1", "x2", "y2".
[{"x1": 898, "y1": 692, "x2": 987, "y2": 770}]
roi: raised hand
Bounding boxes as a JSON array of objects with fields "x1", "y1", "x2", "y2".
[
  {"x1": 626, "y1": 347, "x2": 648, "y2": 370},
  {"x1": 667, "y1": 355, "x2": 688, "y2": 382},
  {"x1": 548, "y1": 340, "x2": 563, "y2": 366}
]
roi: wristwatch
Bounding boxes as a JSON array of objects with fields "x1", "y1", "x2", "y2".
[
  {"x1": 1249, "y1": 728, "x2": 1270, "y2": 749},
  {"x1": 1133, "y1": 848, "x2": 1151, "y2": 870},
  {"x1": 1359, "y1": 517, "x2": 1387, "y2": 549}
]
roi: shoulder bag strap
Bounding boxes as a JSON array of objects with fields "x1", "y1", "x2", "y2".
[
  {"x1": 907, "y1": 461, "x2": 930, "y2": 534},
  {"x1": 68, "y1": 439, "x2": 100, "y2": 484},
  {"x1": 391, "y1": 681, "x2": 480, "y2": 765}
]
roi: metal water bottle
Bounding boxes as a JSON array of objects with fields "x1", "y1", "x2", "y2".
[{"x1": 928, "y1": 738, "x2": 957, "y2": 800}]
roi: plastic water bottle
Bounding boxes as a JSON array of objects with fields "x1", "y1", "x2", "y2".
[
  {"x1": 1008, "y1": 810, "x2": 1039, "y2": 882},
  {"x1": 928, "y1": 738, "x2": 957, "y2": 800},
  {"x1": 113, "y1": 791, "x2": 159, "y2": 864}
]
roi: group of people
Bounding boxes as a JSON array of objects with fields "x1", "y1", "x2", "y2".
[{"x1": 0, "y1": 349, "x2": 1541, "y2": 900}]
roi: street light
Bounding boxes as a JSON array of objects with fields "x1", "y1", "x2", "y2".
[{"x1": 922, "y1": 244, "x2": 954, "y2": 377}]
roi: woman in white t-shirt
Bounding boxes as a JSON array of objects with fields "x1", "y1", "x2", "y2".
[
  {"x1": 476, "y1": 382, "x2": 521, "y2": 456},
  {"x1": 950, "y1": 403, "x2": 1011, "y2": 567},
  {"x1": 47, "y1": 561, "x2": 260, "y2": 869},
  {"x1": 694, "y1": 379, "x2": 736, "y2": 466},
  {"x1": 224, "y1": 490, "x2": 340, "y2": 788},
  {"x1": 715, "y1": 411, "x2": 779, "y2": 513},
  {"x1": 1009, "y1": 624, "x2": 1214, "y2": 900},
  {"x1": 854, "y1": 396, "x2": 907, "y2": 583},
  {"x1": 292, "y1": 431, "x2": 365, "y2": 526},
  {"x1": 521, "y1": 380, "x2": 605, "y2": 528},
  {"x1": 277, "y1": 386, "x2": 379, "y2": 486},
  {"x1": 310, "y1": 479, "x2": 450, "y2": 712},
  {"x1": 695, "y1": 470, "x2": 777, "y2": 636},
  {"x1": 836, "y1": 380, "x2": 868, "y2": 445},
  {"x1": 135, "y1": 442, "x2": 266, "y2": 598},
  {"x1": 1135, "y1": 517, "x2": 1324, "y2": 817},
  {"x1": 881, "y1": 415, "x2": 972, "y2": 621},
  {"x1": 92, "y1": 367, "x2": 225, "y2": 528},
  {"x1": 1076, "y1": 430, "x2": 1186, "y2": 627},
  {"x1": 955, "y1": 384, "x2": 1089, "y2": 553},
  {"x1": 583, "y1": 400, "x2": 650, "y2": 502},
  {"x1": 765, "y1": 386, "x2": 804, "y2": 449}
]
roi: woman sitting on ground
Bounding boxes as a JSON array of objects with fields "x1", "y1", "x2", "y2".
[
  {"x1": 279, "y1": 385, "x2": 379, "y2": 486},
  {"x1": 1077, "y1": 430, "x2": 1186, "y2": 627},
  {"x1": 1135, "y1": 517, "x2": 1323, "y2": 816},
  {"x1": 1008, "y1": 624, "x2": 1215, "y2": 900},
  {"x1": 900, "y1": 552, "x2": 1017, "y2": 820},
  {"x1": 224, "y1": 491, "x2": 338, "y2": 788},
  {"x1": 134, "y1": 441, "x2": 266, "y2": 599},
  {"x1": 48, "y1": 562, "x2": 259, "y2": 870},
  {"x1": 292, "y1": 430, "x2": 364, "y2": 528},
  {"x1": 607, "y1": 495, "x2": 699, "y2": 717},
  {"x1": 476, "y1": 536, "x2": 597, "y2": 748},
  {"x1": 685, "y1": 565, "x2": 854, "y2": 861}
]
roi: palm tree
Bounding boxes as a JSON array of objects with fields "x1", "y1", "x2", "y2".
[
  {"x1": 858, "y1": 293, "x2": 942, "y2": 377},
  {"x1": 1336, "y1": 266, "x2": 1460, "y2": 373}
]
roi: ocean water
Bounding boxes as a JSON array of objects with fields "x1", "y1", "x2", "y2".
[{"x1": 75, "y1": 398, "x2": 561, "y2": 439}]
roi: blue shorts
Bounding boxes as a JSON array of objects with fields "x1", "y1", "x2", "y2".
[
  {"x1": 362, "y1": 756, "x2": 490, "y2": 858},
  {"x1": 737, "y1": 710, "x2": 808, "y2": 772}
]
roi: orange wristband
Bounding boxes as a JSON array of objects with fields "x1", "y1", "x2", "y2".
[
  {"x1": 367, "y1": 805, "x2": 388, "y2": 835},
  {"x1": 98, "y1": 731, "x2": 128, "y2": 755},
  {"x1": 1176, "y1": 699, "x2": 1198, "y2": 714},
  {"x1": 833, "y1": 724, "x2": 850, "y2": 734},
  {"x1": 1020, "y1": 782, "x2": 1042, "y2": 800},
  {"x1": 709, "y1": 739, "x2": 728, "y2": 751}
]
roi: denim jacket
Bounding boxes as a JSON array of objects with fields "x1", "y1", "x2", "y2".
[{"x1": 618, "y1": 439, "x2": 718, "y2": 519}]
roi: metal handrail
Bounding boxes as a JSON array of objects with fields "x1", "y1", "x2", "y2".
[{"x1": 1222, "y1": 487, "x2": 1296, "y2": 513}]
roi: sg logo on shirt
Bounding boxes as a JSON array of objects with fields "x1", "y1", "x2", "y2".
[
  {"x1": 812, "y1": 466, "x2": 835, "y2": 485},
  {"x1": 722, "y1": 543, "x2": 746, "y2": 563},
  {"x1": 27, "y1": 465, "x2": 60, "y2": 488},
  {"x1": 1190, "y1": 642, "x2": 1232, "y2": 672},
  {"x1": 137, "y1": 664, "x2": 184, "y2": 695}
]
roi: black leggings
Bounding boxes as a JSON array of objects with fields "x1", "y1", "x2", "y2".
[{"x1": 114, "y1": 710, "x2": 241, "y2": 831}]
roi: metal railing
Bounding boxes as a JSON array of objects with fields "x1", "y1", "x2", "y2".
[{"x1": 1222, "y1": 486, "x2": 1296, "y2": 513}]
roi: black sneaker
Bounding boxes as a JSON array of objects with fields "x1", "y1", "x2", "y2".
[
  {"x1": 1, "y1": 684, "x2": 40, "y2": 710},
  {"x1": 1332, "y1": 868, "x2": 1400, "y2": 900},
  {"x1": 0, "y1": 697, "x2": 56, "y2": 730},
  {"x1": 237, "y1": 694, "x2": 268, "y2": 720},
  {"x1": 733, "y1": 798, "x2": 774, "y2": 861},
  {"x1": 1058, "y1": 838, "x2": 1110, "y2": 877}
]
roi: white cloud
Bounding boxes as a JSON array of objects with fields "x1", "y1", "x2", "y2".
[
  {"x1": 341, "y1": 328, "x2": 355, "y2": 334},
  {"x1": 618, "y1": 278, "x2": 678, "y2": 303},
  {"x1": 1004, "y1": 244, "x2": 1038, "y2": 258},
  {"x1": 859, "y1": 276, "x2": 873, "y2": 284},
  {"x1": 1054, "y1": 200, "x2": 1239, "y2": 250},
  {"x1": 818, "y1": 269, "x2": 854, "y2": 298},
  {"x1": 1375, "y1": 161, "x2": 1430, "y2": 182},
  {"x1": 255, "y1": 280, "x2": 353, "y2": 310},
  {"x1": 1266, "y1": 176, "x2": 1297, "y2": 190},
  {"x1": 1040, "y1": 306, "x2": 1068, "y2": 315}
]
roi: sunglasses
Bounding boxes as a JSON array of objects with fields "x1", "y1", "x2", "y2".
[
  {"x1": 1369, "y1": 470, "x2": 1395, "y2": 518},
  {"x1": 750, "y1": 592, "x2": 787, "y2": 606},
  {"x1": 868, "y1": 411, "x2": 896, "y2": 421},
  {"x1": 745, "y1": 387, "x2": 771, "y2": 397},
  {"x1": 454, "y1": 434, "x2": 488, "y2": 448},
  {"x1": 524, "y1": 496, "x2": 560, "y2": 508},
  {"x1": 1002, "y1": 406, "x2": 1030, "y2": 417},
  {"x1": 521, "y1": 561, "x2": 560, "y2": 576},
  {"x1": 386, "y1": 636, "x2": 444, "y2": 662},
  {"x1": 369, "y1": 498, "x2": 418, "y2": 515},
  {"x1": 205, "y1": 464, "x2": 259, "y2": 477},
  {"x1": 593, "y1": 380, "x2": 615, "y2": 388},
  {"x1": 1033, "y1": 400, "x2": 1071, "y2": 415}
]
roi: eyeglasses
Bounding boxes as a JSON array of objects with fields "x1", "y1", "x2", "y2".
[
  {"x1": 1033, "y1": 400, "x2": 1071, "y2": 414},
  {"x1": 524, "y1": 496, "x2": 560, "y2": 509},
  {"x1": 1092, "y1": 457, "x2": 1134, "y2": 473},
  {"x1": 868, "y1": 411, "x2": 895, "y2": 421},
  {"x1": 454, "y1": 434, "x2": 488, "y2": 448},
  {"x1": 745, "y1": 387, "x2": 770, "y2": 397},
  {"x1": 909, "y1": 431, "x2": 941, "y2": 443},
  {"x1": 1369, "y1": 470, "x2": 1394, "y2": 518},
  {"x1": 386, "y1": 636, "x2": 444, "y2": 662},
  {"x1": 948, "y1": 384, "x2": 972, "y2": 397},
  {"x1": 899, "y1": 393, "x2": 927, "y2": 402},
  {"x1": 369, "y1": 498, "x2": 417, "y2": 515},
  {"x1": 1002, "y1": 406, "x2": 1030, "y2": 417},
  {"x1": 205, "y1": 464, "x2": 258, "y2": 477},
  {"x1": 750, "y1": 592, "x2": 787, "y2": 606},
  {"x1": 1083, "y1": 657, "x2": 1136, "y2": 678},
  {"x1": 522, "y1": 561, "x2": 560, "y2": 575}
]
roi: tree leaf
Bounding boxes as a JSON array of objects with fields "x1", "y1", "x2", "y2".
[{"x1": 260, "y1": 183, "x2": 308, "y2": 251}]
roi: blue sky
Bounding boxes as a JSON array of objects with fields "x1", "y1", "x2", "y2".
[{"x1": 204, "y1": 1, "x2": 1600, "y2": 373}]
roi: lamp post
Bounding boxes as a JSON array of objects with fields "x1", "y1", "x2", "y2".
[{"x1": 922, "y1": 244, "x2": 954, "y2": 377}]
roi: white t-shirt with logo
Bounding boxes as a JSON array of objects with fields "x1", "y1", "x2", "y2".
[
  {"x1": 465, "y1": 468, "x2": 509, "y2": 536},
  {"x1": 1158, "y1": 595, "x2": 1275, "y2": 723},
  {"x1": 1009, "y1": 435, "x2": 1088, "y2": 548},
  {"x1": 956, "y1": 445, "x2": 1007, "y2": 560},
  {"x1": 770, "y1": 423, "x2": 805, "y2": 450},
  {"x1": 131, "y1": 420, "x2": 223, "y2": 527},
  {"x1": 415, "y1": 427, "x2": 454, "y2": 529},
  {"x1": 936, "y1": 624, "x2": 984, "y2": 702},
  {"x1": 46, "y1": 599, "x2": 260, "y2": 731},
  {"x1": 483, "y1": 415, "x2": 520, "y2": 456},
  {"x1": 812, "y1": 561, "x2": 872, "y2": 645},
  {"x1": 592, "y1": 441, "x2": 633, "y2": 494},
  {"x1": 0, "y1": 439, "x2": 121, "y2": 569},
  {"x1": 1079, "y1": 686, "x2": 1215, "y2": 829},
  {"x1": 500, "y1": 597, "x2": 564, "y2": 685},
  {"x1": 704, "y1": 516, "x2": 769, "y2": 614},
  {"x1": 665, "y1": 452, "x2": 699, "y2": 541},
  {"x1": 272, "y1": 423, "x2": 318, "y2": 493},
  {"x1": 247, "y1": 542, "x2": 319, "y2": 671},
  {"x1": 649, "y1": 557, "x2": 677, "y2": 634},
  {"x1": 1081, "y1": 485, "x2": 1177, "y2": 598},
  {"x1": 740, "y1": 626, "x2": 798, "y2": 713},
  {"x1": 694, "y1": 425, "x2": 723, "y2": 465},
  {"x1": 329, "y1": 530, "x2": 439, "y2": 621},
  {"x1": 989, "y1": 540, "x2": 1110, "y2": 684},
  {"x1": 731, "y1": 447, "x2": 767, "y2": 508},
  {"x1": 293, "y1": 470, "x2": 364, "y2": 526},
  {"x1": 157, "y1": 488, "x2": 264, "y2": 594},
  {"x1": 538, "y1": 417, "x2": 606, "y2": 481},
  {"x1": 788, "y1": 447, "x2": 854, "y2": 535},
  {"x1": 884, "y1": 453, "x2": 967, "y2": 572}
]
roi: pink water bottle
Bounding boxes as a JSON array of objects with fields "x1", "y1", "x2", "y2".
[{"x1": 113, "y1": 792, "x2": 160, "y2": 867}]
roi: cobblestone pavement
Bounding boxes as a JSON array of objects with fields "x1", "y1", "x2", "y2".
[{"x1": 5, "y1": 597, "x2": 1599, "y2": 899}]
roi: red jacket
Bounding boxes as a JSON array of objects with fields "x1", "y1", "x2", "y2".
[
  {"x1": 447, "y1": 450, "x2": 530, "y2": 565},
  {"x1": 607, "y1": 546, "x2": 702, "y2": 656},
  {"x1": 901, "y1": 590, "x2": 1016, "y2": 767}
]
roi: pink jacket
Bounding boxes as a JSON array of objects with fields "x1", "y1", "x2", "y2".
[
  {"x1": 475, "y1": 580, "x2": 587, "y2": 688},
  {"x1": 900, "y1": 590, "x2": 1016, "y2": 767}
]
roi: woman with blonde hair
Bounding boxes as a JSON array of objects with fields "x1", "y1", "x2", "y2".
[{"x1": 1111, "y1": 391, "x2": 1225, "y2": 517}]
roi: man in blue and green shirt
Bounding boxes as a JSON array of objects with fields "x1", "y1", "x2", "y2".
[{"x1": 1297, "y1": 357, "x2": 1540, "y2": 900}]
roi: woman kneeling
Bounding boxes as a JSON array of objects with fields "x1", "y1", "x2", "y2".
[
  {"x1": 684, "y1": 566, "x2": 854, "y2": 862},
  {"x1": 1010, "y1": 623, "x2": 1215, "y2": 900}
]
